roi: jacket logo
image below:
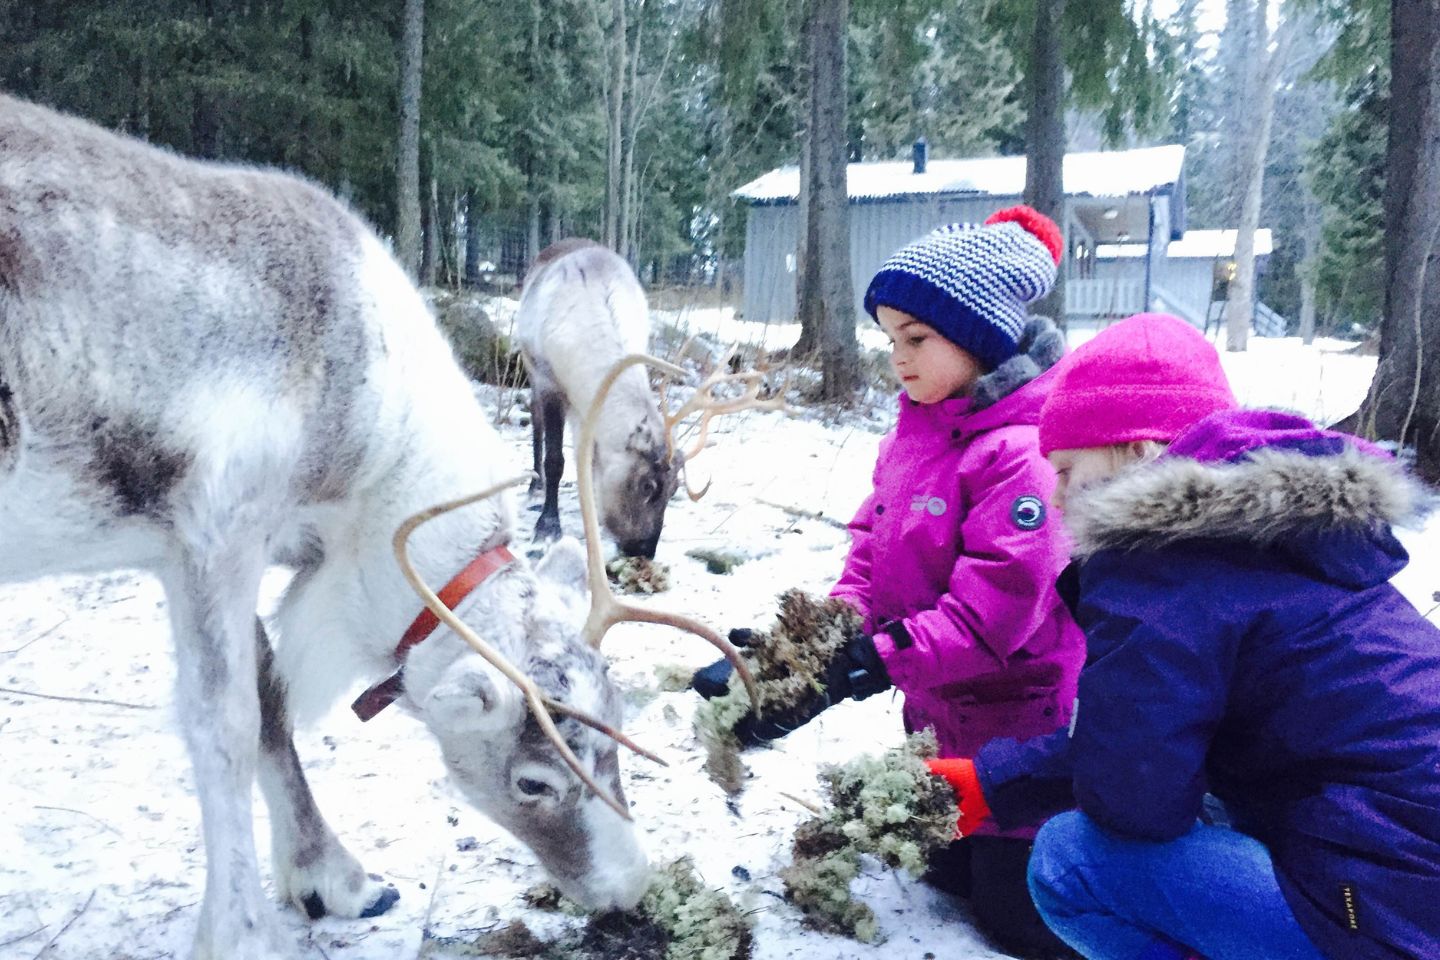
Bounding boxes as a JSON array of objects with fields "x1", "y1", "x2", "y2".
[
  {"x1": 1012, "y1": 494, "x2": 1046, "y2": 530},
  {"x1": 910, "y1": 494, "x2": 947, "y2": 516},
  {"x1": 1341, "y1": 884, "x2": 1360, "y2": 931}
]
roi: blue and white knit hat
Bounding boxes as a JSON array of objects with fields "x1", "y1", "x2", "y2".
[{"x1": 863, "y1": 205, "x2": 1064, "y2": 370}]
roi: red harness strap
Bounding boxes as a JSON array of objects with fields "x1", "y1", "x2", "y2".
[{"x1": 351, "y1": 544, "x2": 517, "y2": 721}]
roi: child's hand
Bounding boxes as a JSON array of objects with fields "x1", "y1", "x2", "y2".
[
  {"x1": 729, "y1": 632, "x2": 892, "y2": 745},
  {"x1": 925, "y1": 757, "x2": 994, "y2": 836},
  {"x1": 690, "y1": 628, "x2": 755, "y2": 699}
]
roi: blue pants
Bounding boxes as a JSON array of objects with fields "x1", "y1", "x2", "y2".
[{"x1": 1027, "y1": 811, "x2": 1326, "y2": 960}]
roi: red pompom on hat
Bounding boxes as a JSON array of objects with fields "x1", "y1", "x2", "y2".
[{"x1": 984, "y1": 204, "x2": 1064, "y2": 266}]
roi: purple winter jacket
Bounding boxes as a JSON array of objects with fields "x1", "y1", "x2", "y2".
[
  {"x1": 977, "y1": 409, "x2": 1440, "y2": 960},
  {"x1": 831, "y1": 319, "x2": 1085, "y2": 837}
]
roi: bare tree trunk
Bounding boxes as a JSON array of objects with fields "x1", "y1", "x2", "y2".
[
  {"x1": 464, "y1": 188, "x2": 483, "y2": 287},
  {"x1": 1340, "y1": 0, "x2": 1440, "y2": 480},
  {"x1": 527, "y1": 192, "x2": 542, "y2": 269},
  {"x1": 619, "y1": 0, "x2": 645, "y2": 264},
  {"x1": 793, "y1": 2, "x2": 818, "y2": 353},
  {"x1": 421, "y1": 176, "x2": 438, "y2": 287},
  {"x1": 1024, "y1": 0, "x2": 1067, "y2": 326},
  {"x1": 395, "y1": 0, "x2": 424, "y2": 277},
  {"x1": 1224, "y1": 1, "x2": 1290, "y2": 352},
  {"x1": 799, "y1": 0, "x2": 859, "y2": 400},
  {"x1": 603, "y1": 0, "x2": 626, "y2": 250},
  {"x1": 1299, "y1": 195, "x2": 1320, "y2": 345}
]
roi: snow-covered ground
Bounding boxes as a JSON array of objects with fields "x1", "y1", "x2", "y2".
[{"x1": 0, "y1": 310, "x2": 1427, "y2": 960}]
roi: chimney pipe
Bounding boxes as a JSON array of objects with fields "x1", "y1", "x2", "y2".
[{"x1": 913, "y1": 136, "x2": 928, "y2": 175}]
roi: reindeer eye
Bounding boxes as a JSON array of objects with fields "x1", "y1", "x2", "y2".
[{"x1": 517, "y1": 777, "x2": 552, "y2": 797}]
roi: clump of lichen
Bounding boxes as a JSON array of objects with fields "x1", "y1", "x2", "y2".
[
  {"x1": 684, "y1": 546, "x2": 748, "y2": 574},
  {"x1": 693, "y1": 590, "x2": 862, "y2": 793},
  {"x1": 634, "y1": 858, "x2": 753, "y2": 960},
  {"x1": 492, "y1": 859, "x2": 751, "y2": 960},
  {"x1": 605, "y1": 556, "x2": 671, "y2": 594},
  {"x1": 780, "y1": 731, "x2": 958, "y2": 943}
]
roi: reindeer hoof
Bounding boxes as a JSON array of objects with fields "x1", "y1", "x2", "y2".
[
  {"x1": 296, "y1": 880, "x2": 399, "y2": 920},
  {"x1": 360, "y1": 884, "x2": 401, "y2": 918},
  {"x1": 533, "y1": 514, "x2": 562, "y2": 544}
]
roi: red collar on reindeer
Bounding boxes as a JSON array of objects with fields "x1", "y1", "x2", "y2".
[{"x1": 351, "y1": 544, "x2": 518, "y2": 721}]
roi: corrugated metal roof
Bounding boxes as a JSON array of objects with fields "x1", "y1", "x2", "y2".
[
  {"x1": 732, "y1": 145, "x2": 1185, "y2": 204},
  {"x1": 1096, "y1": 228, "x2": 1274, "y2": 259}
]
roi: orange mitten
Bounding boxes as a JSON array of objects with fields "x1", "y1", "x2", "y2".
[{"x1": 925, "y1": 757, "x2": 993, "y2": 837}]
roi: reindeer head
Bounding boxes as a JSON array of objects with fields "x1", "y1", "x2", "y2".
[
  {"x1": 401, "y1": 536, "x2": 649, "y2": 909},
  {"x1": 593, "y1": 414, "x2": 682, "y2": 559},
  {"x1": 393, "y1": 477, "x2": 758, "y2": 912}
]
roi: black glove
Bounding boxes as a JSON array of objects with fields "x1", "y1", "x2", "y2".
[
  {"x1": 729, "y1": 629, "x2": 893, "y2": 746},
  {"x1": 691, "y1": 628, "x2": 756, "y2": 699}
]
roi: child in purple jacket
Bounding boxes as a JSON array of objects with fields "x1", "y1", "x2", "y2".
[
  {"x1": 931, "y1": 313, "x2": 1440, "y2": 960},
  {"x1": 695, "y1": 206, "x2": 1087, "y2": 956}
]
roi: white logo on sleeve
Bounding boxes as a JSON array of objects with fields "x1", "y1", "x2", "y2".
[{"x1": 911, "y1": 494, "x2": 947, "y2": 516}]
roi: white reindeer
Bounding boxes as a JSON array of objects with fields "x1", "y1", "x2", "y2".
[
  {"x1": 516, "y1": 239, "x2": 680, "y2": 558},
  {"x1": 0, "y1": 94, "x2": 753, "y2": 960}
]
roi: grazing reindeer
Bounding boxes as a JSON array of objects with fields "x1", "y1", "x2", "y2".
[
  {"x1": 517, "y1": 240, "x2": 680, "y2": 558},
  {"x1": 0, "y1": 94, "x2": 751, "y2": 960}
]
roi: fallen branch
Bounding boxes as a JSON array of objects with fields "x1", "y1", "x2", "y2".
[
  {"x1": 31, "y1": 889, "x2": 95, "y2": 959},
  {"x1": 755, "y1": 498, "x2": 849, "y2": 531},
  {"x1": 0, "y1": 688, "x2": 154, "y2": 710}
]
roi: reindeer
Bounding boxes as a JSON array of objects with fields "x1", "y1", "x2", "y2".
[
  {"x1": 0, "y1": 94, "x2": 755, "y2": 960},
  {"x1": 516, "y1": 240, "x2": 681, "y2": 558}
]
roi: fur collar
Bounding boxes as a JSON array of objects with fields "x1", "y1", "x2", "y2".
[
  {"x1": 1065, "y1": 444, "x2": 1428, "y2": 557},
  {"x1": 971, "y1": 315, "x2": 1065, "y2": 411}
]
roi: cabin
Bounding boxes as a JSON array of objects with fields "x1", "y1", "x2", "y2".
[{"x1": 732, "y1": 142, "x2": 1282, "y2": 334}]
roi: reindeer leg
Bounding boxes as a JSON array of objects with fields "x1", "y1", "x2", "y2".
[
  {"x1": 160, "y1": 535, "x2": 289, "y2": 960},
  {"x1": 529, "y1": 396, "x2": 545, "y2": 497},
  {"x1": 534, "y1": 389, "x2": 566, "y2": 545},
  {"x1": 255, "y1": 619, "x2": 399, "y2": 920}
]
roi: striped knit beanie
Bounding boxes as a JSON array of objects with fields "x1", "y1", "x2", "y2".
[{"x1": 863, "y1": 205, "x2": 1063, "y2": 370}]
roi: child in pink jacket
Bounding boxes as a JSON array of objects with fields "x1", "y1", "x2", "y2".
[{"x1": 695, "y1": 207, "x2": 1085, "y2": 956}]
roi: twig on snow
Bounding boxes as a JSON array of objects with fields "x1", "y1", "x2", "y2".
[
  {"x1": 31, "y1": 889, "x2": 95, "y2": 959},
  {"x1": 1, "y1": 617, "x2": 70, "y2": 658},
  {"x1": 0, "y1": 687, "x2": 154, "y2": 710},
  {"x1": 0, "y1": 927, "x2": 46, "y2": 950},
  {"x1": 415, "y1": 854, "x2": 448, "y2": 960},
  {"x1": 777, "y1": 791, "x2": 824, "y2": 815},
  {"x1": 33, "y1": 805, "x2": 122, "y2": 836},
  {"x1": 755, "y1": 498, "x2": 849, "y2": 531}
]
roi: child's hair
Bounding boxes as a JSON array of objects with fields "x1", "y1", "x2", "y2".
[
  {"x1": 863, "y1": 205, "x2": 1062, "y2": 371},
  {"x1": 1039, "y1": 313, "x2": 1237, "y2": 455},
  {"x1": 1108, "y1": 440, "x2": 1168, "y2": 470}
]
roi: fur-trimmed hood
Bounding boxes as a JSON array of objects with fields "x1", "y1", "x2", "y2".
[
  {"x1": 1065, "y1": 411, "x2": 1430, "y2": 572},
  {"x1": 971, "y1": 315, "x2": 1066, "y2": 411}
]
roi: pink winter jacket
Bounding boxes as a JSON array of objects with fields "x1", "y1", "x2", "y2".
[{"x1": 831, "y1": 323, "x2": 1084, "y2": 835}]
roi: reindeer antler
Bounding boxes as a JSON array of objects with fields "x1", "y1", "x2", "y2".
[
  {"x1": 392, "y1": 476, "x2": 664, "y2": 823},
  {"x1": 577, "y1": 354, "x2": 761, "y2": 712},
  {"x1": 661, "y1": 346, "x2": 794, "y2": 481}
]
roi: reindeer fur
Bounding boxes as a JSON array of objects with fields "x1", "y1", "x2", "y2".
[
  {"x1": 0, "y1": 94, "x2": 648, "y2": 960},
  {"x1": 516, "y1": 241, "x2": 679, "y2": 558}
]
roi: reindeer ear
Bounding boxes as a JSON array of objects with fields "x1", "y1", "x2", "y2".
[
  {"x1": 535, "y1": 536, "x2": 589, "y2": 600},
  {"x1": 423, "y1": 660, "x2": 521, "y2": 734}
]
